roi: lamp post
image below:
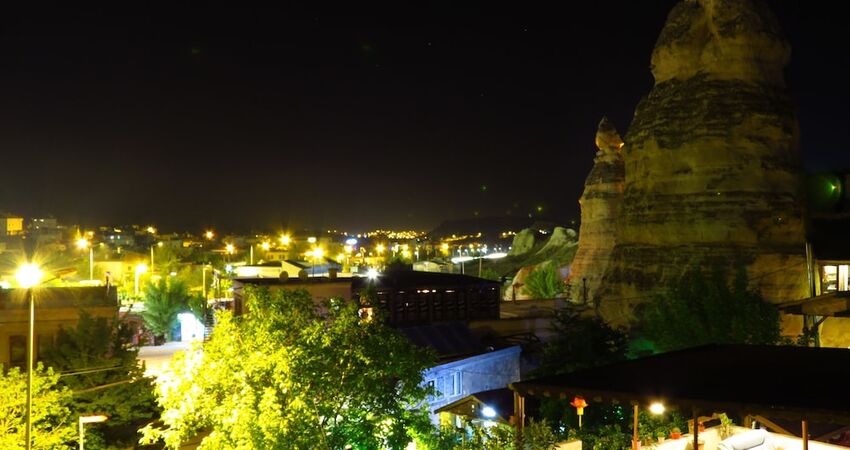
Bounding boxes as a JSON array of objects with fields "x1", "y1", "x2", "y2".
[
  {"x1": 135, "y1": 263, "x2": 148, "y2": 297},
  {"x1": 16, "y1": 262, "x2": 44, "y2": 450},
  {"x1": 76, "y1": 238, "x2": 93, "y2": 280},
  {"x1": 79, "y1": 415, "x2": 108, "y2": 450}
]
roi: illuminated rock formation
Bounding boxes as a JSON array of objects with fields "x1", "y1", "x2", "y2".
[
  {"x1": 567, "y1": 117, "x2": 625, "y2": 304},
  {"x1": 597, "y1": 0, "x2": 809, "y2": 325}
]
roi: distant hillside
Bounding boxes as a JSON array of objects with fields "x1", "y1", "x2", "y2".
[{"x1": 427, "y1": 216, "x2": 562, "y2": 240}]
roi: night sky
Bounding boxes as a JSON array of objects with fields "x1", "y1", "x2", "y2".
[{"x1": 0, "y1": 2, "x2": 846, "y2": 232}]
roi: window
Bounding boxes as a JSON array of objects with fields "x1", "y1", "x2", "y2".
[
  {"x1": 824, "y1": 265, "x2": 838, "y2": 292},
  {"x1": 9, "y1": 336, "x2": 26, "y2": 368}
]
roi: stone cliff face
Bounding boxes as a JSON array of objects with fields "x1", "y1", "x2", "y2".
[
  {"x1": 567, "y1": 117, "x2": 625, "y2": 304},
  {"x1": 597, "y1": 0, "x2": 809, "y2": 325}
]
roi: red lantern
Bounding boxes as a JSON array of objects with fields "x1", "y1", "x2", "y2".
[{"x1": 570, "y1": 396, "x2": 588, "y2": 428}]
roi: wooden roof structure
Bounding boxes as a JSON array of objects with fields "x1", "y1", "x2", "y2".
[{"x1": 510, "y1": 344, "x2": 850, "y2": 423}]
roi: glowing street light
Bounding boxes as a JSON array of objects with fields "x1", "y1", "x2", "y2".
[
  {"x1": 376, "y1": 244, "x2": 385, "y2": 254},
  {"x1": 75, "y1": 238, "x2": 95, "y2": 281},
  {"x1": 79, "y1": 414, "x2": 108, "y2": 450},
  {"x1": 205, "y1": 230, "x2": 215, "y2": 240},
  {"x1": 649, "y1": 402, "x2": 665, "y2": 415},
  {"x1": 15, "y1": 263, "x2": 44, "y2": 289},
  {"x1": 134, "y1": 263, "x2": 148, "y2": 297},
  {"x1": 307, "y1": 236, "x2": 317, "y2": 244},
  {"x1": 367, "y1": 268, "x2": 379, "y2": 280},
  {"x1": 146, "y1": 226, "x2": 157, "y2": 234},
  {"x1": 280, "y1": 234, "x2": 291, "y2": 246},
  {"x1": 261, "y1": 241, "x2": 271, "y2": 251},
  {"x1": 16, "y1": 262, "x2": 44, "y2": 450},
  {"x1": 225, "y1": 244, "x2": 235, "y2": 255},
  {"x1": 482, "y1": 406, "x2": 497, "y2": 419}
]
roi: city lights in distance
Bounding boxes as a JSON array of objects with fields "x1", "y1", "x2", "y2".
[
  {"x1": 146, "y1": 226, "x2": 157, "y2": 234},
  {"x1": 345, "y1": 238, "x2": 357, "y2": 245}
]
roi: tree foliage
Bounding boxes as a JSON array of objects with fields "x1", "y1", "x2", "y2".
[
  {"x1": 0, "y1": 364, "x2": 76, "y2": 449},
  {"x1": 141, "y1": 278, "x2": 192, "y2": 342},
  {"x1": 41, "y1": 312, "x2": 159, "y2": 448},
  {"x1": 142, "y1": 287, "x2": 435, "y2": 449},
  {"x1": 536, "y1": 307, "x2": 629, "y2": 377},
  {"x1": 523, "y1": 263, "x2": 564, "y2": 299},
  {"x1": 638, "y1": 268, "x2": 781, "y2": 351},
  {"x1": 420, "y1": 419, "x2": 556, "y2": 450}
]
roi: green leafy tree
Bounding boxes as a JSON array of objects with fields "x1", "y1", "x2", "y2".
[
  {"x1": 0, "y1": 364, "x2": 76, "y2": 449},
  {"x1": 41, "y1": 312, "x2": 159, "y2": 448},
  {"x1": 523, "y1": 263, "x2": 564, "y2": 299},
  {"x1": 537, "y1": 308, "x2": 629, "y2": 377},
  {"x1": 140, "y1": 278, "x2": 191, "y2": 342},
  {"x1": 638, "y1": 268, "x2": 781, "y2": 352},
  {"x1": 142, "y1": 287, "x2": 435, "y2": 449},
  {"x1": 419, "y1": 419, "x2": 556, "y2": 450}
]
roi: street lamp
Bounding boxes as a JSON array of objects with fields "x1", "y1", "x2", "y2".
[
  {"x1": 280, "y1": 234, "x2": 290, "y2": 246},
  {"x1": 135, "y1": 263, "x2": 148, "y2": 297},
  {"x1": 76, "y1": 238, "x2": 93, "y2": 281},
  {"x1": 16, "y1": 262, "x2": 44, "y2": 450},
  {"x1": 205, "y1": 230, "x2": 215, "y2": 240},
  {"x1": 311, "y1": 247, "x2": 324, "y2": 277},
  {"x1": 79, "y1": 415, "x2": 108, "y2": 450}
]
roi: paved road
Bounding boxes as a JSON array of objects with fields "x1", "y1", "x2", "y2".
[{"x1": 138, "y1": 341, "x2": 192, "y2": 379}]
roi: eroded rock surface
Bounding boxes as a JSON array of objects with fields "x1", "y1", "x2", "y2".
[
  {"x1": 567, "y1": 117, "x2": 625, "y2": 305},
  {"x1": 596, "y1": 0, "x2": 808, "y2": 325}
]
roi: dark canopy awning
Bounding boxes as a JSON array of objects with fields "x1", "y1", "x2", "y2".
[{"x1": 510, "y1": 345, "x2": 850, "y2": 423}]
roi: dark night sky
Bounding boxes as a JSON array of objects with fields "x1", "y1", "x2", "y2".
[{"x1": 0, "y1": 2, "x2": 846, "y2": 232}]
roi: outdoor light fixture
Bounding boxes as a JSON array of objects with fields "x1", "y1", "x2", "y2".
[
  {"x1": 307, "y1": 236, "x2": 317, "y2": 244},
  {"x1": 367, "y1": 268, "x2": 379, "y2": 280},
  {"x1": 15, "y1": 263, "x2": 44, "y2": 289},
  {"x1": 16, "y1": 262, "x2": 44, "y2": 450},
  {"x1": 79, "y1": 414, "x2": 108, "y2": 450},
  {"x1": 280, "y1": 234, "x2": 290, "y2": 245},
  {"x1": 482, "y1": 406, "x2": 497, "y2": 418},
  {"x1": 261, "y1": 242, "x2": 270, "y2": 250},
  {"x1": 649, "y1": 402, "x2": 665, "y2": 415},
  {"x1": 225, "y1": 244, "x2": 235, "y2": 254},
  {"x1": 205, "y1": 230, "x2": 215, "y2": 240},
  {"x1": 570, "y1": 396, "x2": 588, "y2": 428}
]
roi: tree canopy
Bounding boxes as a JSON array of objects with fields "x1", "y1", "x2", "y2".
[
  {"x1": 41, "y1": 311, "x2": 159, "y2": 448},
  {"x1": 638, "y1": 268, "x2": 782, "y2": 352},
  {"x1": 536, "y1": 307, "x2": 629, "y2": 377},
  {"x1": 0, "y1": 364, "x2": 76, "y2": 449},
  {"x1": 142, "y1": 286, "x2": 435, "y2": 449},
  {"x1": 141, "y1": 278, "x2": 192, "y2": 342},
  {"x1": 523, "y1": 263, "x2": 564, "y2": 299}
]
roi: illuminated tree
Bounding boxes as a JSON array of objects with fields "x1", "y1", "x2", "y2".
[
  {"x1": 142, "y1": 287, "x2": 434, "y2": 449},
  {"x1": 523, "y1": 263, "x2": 564, "y2": 299},
  {"x1": 0, "y1": 364, "x2": 76, "y2": 449},
  {"x1": 141, "y1": 278, "x2": 192, "y2": 342}
]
